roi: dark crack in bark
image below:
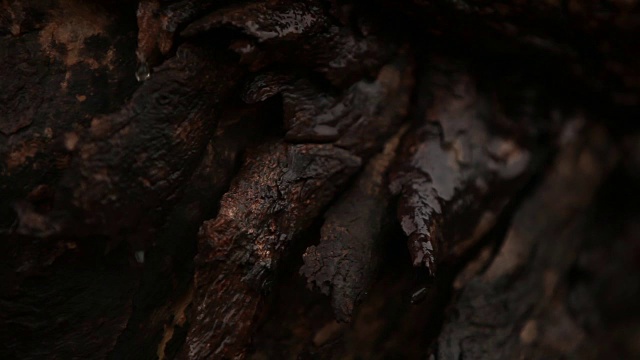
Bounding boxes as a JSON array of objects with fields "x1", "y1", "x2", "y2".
[
  {"x1": 300, "y1": 125, "x2": 408, "y2": 322},
  {"x1": 389, "y1": 57, "x2": 555, "y2": 274},
  {"x1": 182, "y1": 56, "x2": 413, "y2": 359}
]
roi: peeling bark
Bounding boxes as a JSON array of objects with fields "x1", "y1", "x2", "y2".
[
  {"x1": 389, "y1": 57, "x2": 554, "y2": 273},
  {"x1": 300, "y1": 125, "x2": 407, "y2": 321},
  {"x1": 1, "y1": 0, "x2": 638, "y2": 359}
]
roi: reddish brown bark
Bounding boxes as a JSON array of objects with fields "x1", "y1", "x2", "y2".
[{"x1": 1, "y1": 1, "x2": 638, "y2": 359}]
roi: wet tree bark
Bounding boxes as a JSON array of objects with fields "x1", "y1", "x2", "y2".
[{"x1": 1, "y1": 1, "x2": 639, "y2": 359}]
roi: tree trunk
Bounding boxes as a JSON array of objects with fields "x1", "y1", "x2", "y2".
[{"x1": 1, "y1": 1, "x2": 639, "y2": 359}]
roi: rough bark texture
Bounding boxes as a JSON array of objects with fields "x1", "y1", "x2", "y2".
[
  {"x1": 1, "y1": 0, "x2": 639, "y2": 359},
  {"x1": 437, "y1": 122, "x2": 618, "y2": 359},
  {"x1": 300, "y1": 125, "x2": 407, "y2": 322},
  {"x1": 388, "y1": 56, "x2": 554, "y2": 274}
]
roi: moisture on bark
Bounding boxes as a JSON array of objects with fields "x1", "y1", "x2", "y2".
[{"x1": 1, "y1": 1, "x2": 639, "y2": 359}]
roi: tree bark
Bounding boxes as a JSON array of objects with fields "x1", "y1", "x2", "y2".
[{"x1": 1, "y1": 1, "x2": 639, "y2": 359}]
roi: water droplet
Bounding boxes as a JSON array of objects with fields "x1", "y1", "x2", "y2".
[
  {"x1": 410, "y1": 287, "x2": 428, "y2": 304},
  {"x1": 135, "y1": 250, "x2": 145, "y2": 263},
  {"x1": 135, "y1": 63, "x2": 151, "y2": 82}
]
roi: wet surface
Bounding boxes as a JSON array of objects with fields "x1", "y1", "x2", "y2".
[
  {"x1": 1, "y1": 0, "x2": 639, "y2": 359},
  {"x1": 183, "y1": 56, "x2": 413, "y2": 358},
  {"x1": 15, "y1": 46, "x2": 243, "y2": 249},
  {"x1": 184, "y1": 141, "x2": 362, "y2": 359},
  {"x1": 181, "y1": 0, "x2": 395, "y2": 87},
  {"x1": 388, "y1": 57, "x2": 556, "y2": 274}
]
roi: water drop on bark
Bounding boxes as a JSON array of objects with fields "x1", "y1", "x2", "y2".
[{"x1": 135, "y1": 63, "x2": 151, "y2": 82}]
